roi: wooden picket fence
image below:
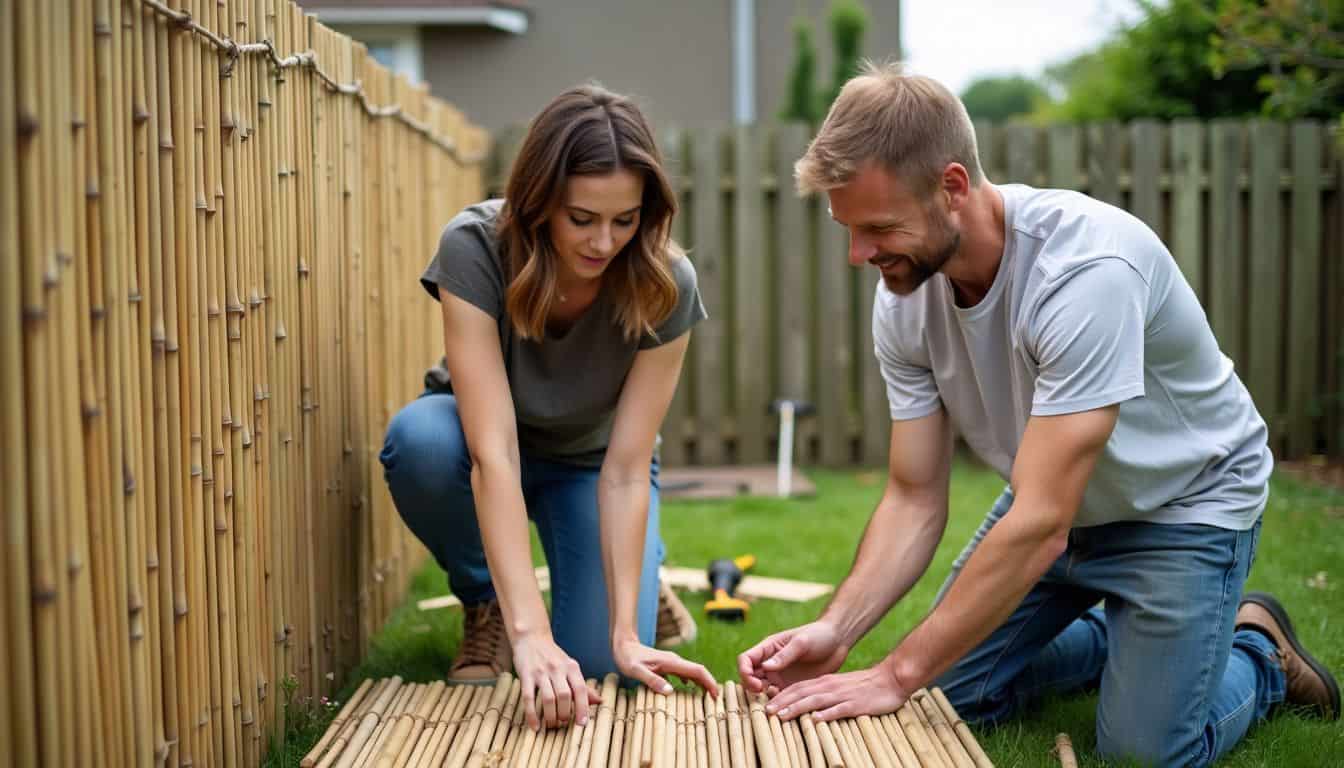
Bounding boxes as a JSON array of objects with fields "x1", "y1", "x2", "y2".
[
  {"x1": 2, "y1": 1, "x2": 487, "y2": 766},
  {"x1": 492, "y1": 118, "x2": 1344, "y2": 468}
]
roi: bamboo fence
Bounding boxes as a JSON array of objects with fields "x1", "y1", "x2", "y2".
[
  {"x1": 302, "y1": 675, "x2": 996, "y2": 768},
  {"x1": 2, "y1": 1, "x2": 488, "y2": 765}
]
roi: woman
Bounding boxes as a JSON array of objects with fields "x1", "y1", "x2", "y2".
[{"x1": 379, "y1": 83, "x2": 717, "y2": 733}]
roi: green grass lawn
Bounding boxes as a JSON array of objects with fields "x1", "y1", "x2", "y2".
[{"x1": 269, "y1": 458, "x2": 1344, "y2": 767}]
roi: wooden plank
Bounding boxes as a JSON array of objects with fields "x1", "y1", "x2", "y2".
[
  {"x1": 1286, "y1": 121, "x2": 1322, "y2": 459},
  {"x1": 1004, "y1": 123, "x2": 1037, "y2": 186},
  {"x1": 859, "y1": 271, "x2": 888, "y2": 467},
  {"x1": 816, "y1": 200, "x2": 851, "y2": 466},
  {"x1": 774, "y1": 123, "x2": 810, "y2": 403},
  {"x1": 660, "y1": 125, "x2": 689, "y2": 467},
  {"x1": 1247, "y1": 120, "x2": 1284, "y2": 443},
  {"x1": 734, "y1": 124, "x2": 768, "y2": 463},
  {"x1": 417, "y1": 564, "x2": 833, "y2": 609},
  {"x1": 691, "y1": 127, "x2": 726, "y2": 465},
  {"x1": 1169, "y1": 120, "x2": 1205, "y2": 299},
  {"x1": 1130, "y1": 120, "x2": 1163, "y2": 238},
  {"x1": 1208, "y1": 120, "x2": 1246, "y2": 365},
  {"x1": 1046, "y1": 124, "x2": 1083, "y2": 191},
  {"x1": 1086, "y1": 122, "x2": 1124, "y2": 207}
]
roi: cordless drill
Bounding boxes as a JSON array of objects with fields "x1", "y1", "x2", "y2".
[{"x1": 704, "y1": 555, "x2": 756, "y2": 621}]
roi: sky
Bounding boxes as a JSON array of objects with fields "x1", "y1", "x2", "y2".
[{"x1": 899, "y1": 0, "x2": 1148, "y2": 97}]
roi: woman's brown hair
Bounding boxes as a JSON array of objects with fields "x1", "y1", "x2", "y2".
[{"x1": 497, "y1": 84, "x2": 682, "y2": 341}]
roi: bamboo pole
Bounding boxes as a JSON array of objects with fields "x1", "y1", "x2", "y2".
[
  {"x1": 929, "y1": 689, "x2": 992, "y2": 768},
  {"x1": 0, "y1": 0, "x2": 36, "y2": 760},
  {"x1": 748, "y1": 694, "x2": 780, "y2": 768},
  {"x1": 331, "y1": 676, "x2": 402, "y2": 768},
  {"x1": 737, "y1": 685, "x2": 757, "y2": 768},
  {"x1": 806, "y1": 716, "x2": 841, "y2": 768},
  {"x1": 608, "y1": 689, "x2": 630, "y2": 768},
  {"x1": 876, "y1": 715, "x2": 918, "y2": 768},
  {"x1": 895, "y1": 704, "x2": 944, "y2": 768},
  {"x1": 405, "y1": 681, "x2": 459, "y2": 768},
  {"x1": 714, "y1": 687, "x2": 730, "y2": 768},
  {"x1": 443, "y1": 680, "x2": 496, "y2": 768},
  {"x1": 910, "y1": 695, "x2": 955, "y2": 768},
  {"x1": 383, "y1": 680, "x2": 446, "y2": 768},
  {"x1": 587, "y1": 674, "x2": 621, "y2": 768},
  {"x1": 768, "y1": 709, "x2": 792, "y2": 768},
  {"x1": 303, "y1": 678, "x2": 376, "y2": 767},
  {"x1": 798, "y1": 716, "x2": 826, "y2": 768},
  {"x1": 424, "y1": 679, "x2": 482, "y2": 768},
  {"x1": 724, "y1": 684, "x2": 748, "y2": 768},
  {"x1": 492, "y1": 679, "x2": 525, "y2": 754},
  {"x1": 915, "y1": 694, "x2": 974, "y2": 768},
  {"x1": 649, "y1": 687, "x2": 668, "y2": 768},
  {"x1": 695, "y1": 693, "x2": 712, "y2": 768},
  {"x1": 574, "y1": 678, "x2": 602, "y2": 768},
  {"x1": 463, "y1": 674, "x2": 517, "y2": 768},
  {"x1": 787, "y1": 720, "x2": 809, "y2": 768},
  {"x1": 703, "y1": 692, "x2": 724, "y2": 768},
  {"x1": 856, "y1": 717, "x2": 895, "y2": 768},
  {"x1": 674, "y1": 692, "x2": 686, "y2": 768},
  {"x1": 841, "y1": 720, "x2": 875, "y2": 768}
]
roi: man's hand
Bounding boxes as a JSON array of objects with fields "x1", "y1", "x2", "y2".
[
  {"x1": 612, "y1": 637, "x2": 719, "y2": 698},
  {"x1": 763, "y1": 659, "x2": 912, "y2": 722},
  {"x1": 737, "y1": 621, "x2": 849, "y2": 695}
]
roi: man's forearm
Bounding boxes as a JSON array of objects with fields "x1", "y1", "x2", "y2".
[
  {"x1": 888, "y1": 500, "x2": 1069, "y2": 689},
  {"x1": 822, "y1": 494, "x2": 947, "y2": 649}
]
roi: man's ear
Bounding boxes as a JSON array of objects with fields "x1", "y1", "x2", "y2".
[{"x1": 942, "y1": 163, "x2": 972, "y2": 211}]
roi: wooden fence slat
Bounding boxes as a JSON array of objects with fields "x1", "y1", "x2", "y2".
[
  {"x1": 1334, "y1": 128, "x2": 1344, "y2": 458},
  {"x1": 1209, "y1": 120, "x2": 1246, "y2": 365},
  {"x1": 691, "y1": 127, "x2": 726, "y2": 465},
  {"x1": 660, "y1": 125, "x2": 689, "y2": 466},
  {"x1": 1046, "y1": 124, "x2": 1083, "y2": 191},
  {"x1": 859, "y1": 272, "x2": 888, "y2": 467},
  {"x1": 975, "y1": 121, "x2": 1000, "y2": 181},
  {"x1": 1130, "y1": 120, "x2": 1163, "y2": 238},
  {"x1": 1086, "y1": 122, "x2": 1124, "y2": 207},
  {"x1": 734, "y1": 124, "x2": 768, "y2": 463},
  {"x1": 1005, "y1": 123, "x2": 1037, "y2": 186},
  {"x1": 1248, "y1": 120, "x2": 1285, "y2": 443},
  {"x1": 774, "y1": 123, "x2": 812, "y2": 455},
  {"x1": 1170, "y1": 120, "x2": 1205, "y2": 299},
  {"x1": 816, "y1": 201, "x2": 851, "y2": 466},
  {"x1": 1287, "y1": 122, "x2": 1323, "y2": 458}
]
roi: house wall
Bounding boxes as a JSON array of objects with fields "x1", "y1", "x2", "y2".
[{"x1": 413, "y1": 0, "x2": 902, "y2": 131}]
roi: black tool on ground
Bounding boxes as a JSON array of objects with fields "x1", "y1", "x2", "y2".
[{"x1": 705, "y1": 555, "x2": 757, "y2": 621}]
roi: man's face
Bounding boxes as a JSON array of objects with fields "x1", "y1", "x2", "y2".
[{"x1": 827, "y1": 163, "x2": 960, "y2": 295}]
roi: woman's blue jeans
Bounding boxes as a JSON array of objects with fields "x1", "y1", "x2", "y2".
[
  {"x1": 935, "y1": 488, "x2": 1286, "y2": 767},
  {"x1": 379, "y1": 393, "x2": 665, "y2": 679}
]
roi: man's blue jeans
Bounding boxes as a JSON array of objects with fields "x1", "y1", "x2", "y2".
[
  {"x1": 935, "y1": 488, "x2": 1286, "y2": 767},
  {"x1": 378, "y1": 393, "x2": 665, "y2": 680}
]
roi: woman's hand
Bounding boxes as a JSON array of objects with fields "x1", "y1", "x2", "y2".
[
  {"x1": 514, "y1": 632, "x2": 603, "y2": 731},
  {"x1": 737, "y1": 620, "x2": 850, "y2": 695},
  {"x1": 612, "y1": 637, "x2": 720, "y2": 697}
]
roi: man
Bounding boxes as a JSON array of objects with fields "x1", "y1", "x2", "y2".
[{"x1": 737, "y1": 62, "x2": 1338, "y2": 767}]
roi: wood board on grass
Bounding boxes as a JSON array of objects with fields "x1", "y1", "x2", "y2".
[{"x1": 416, "y1": 565, "x2": 832, "y2": 611}]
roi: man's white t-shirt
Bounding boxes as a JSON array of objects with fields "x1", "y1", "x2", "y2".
[{"x1": 872, "y1": 184, "x2": 1272, "y2": 530}]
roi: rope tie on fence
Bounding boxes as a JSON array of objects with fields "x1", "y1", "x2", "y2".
[{"x1": 138, "y1": 0, "x2": 487, "y2": 163}]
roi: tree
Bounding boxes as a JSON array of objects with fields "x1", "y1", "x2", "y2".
[
  {"x1": 824, "y1": 0, "x2": 870, "y2": 111},
  {"x1": 959, "y1": 76, "x2": 1050, "y2": 121},
  {"x1": 779, "y1": 15, "x2": 821, "y2": 123},
  {"x1": 1040, "y1": 0, "x2": 1268, "y2": 121},
  {"x1": 1210, "y1": 0, "x2": 1344, "y2": 120}
]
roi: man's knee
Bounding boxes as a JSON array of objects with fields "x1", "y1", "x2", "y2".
[{"x1": 1096, "y1": 717, "x2": 1203, "y2": 768}]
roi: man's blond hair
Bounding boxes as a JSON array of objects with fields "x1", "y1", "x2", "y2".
[{"x1": 795, "y1": 61, "x2": 984, "y2": 198}]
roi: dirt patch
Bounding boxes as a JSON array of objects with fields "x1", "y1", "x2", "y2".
[{"x1": 1278, "y1": 458, "x2": 1344, "y2": 493}]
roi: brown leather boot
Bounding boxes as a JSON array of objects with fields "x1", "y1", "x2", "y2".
[
  {"x1": 1236, "y1": 591, "x2": 1340, "y2": 720},
  {"x1": 449, "y1": 599, "x2": 512, "y2": 685},
  {"x1": 655, "y1": 581, "x2": 697, "y2": 649}
]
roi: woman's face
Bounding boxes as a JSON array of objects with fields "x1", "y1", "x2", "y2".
[{"x1": 547, "y1": 169, "x2": 644, "y2": 284}]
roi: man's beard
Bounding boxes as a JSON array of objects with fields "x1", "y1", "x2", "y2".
[{"x1": 874, "y1": 209, "x2": 960, "y2": 295}]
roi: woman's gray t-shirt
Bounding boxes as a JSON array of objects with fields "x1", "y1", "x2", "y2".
[{"x1": 420, "y1": 199, "x2": 707, "y2": 467}]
